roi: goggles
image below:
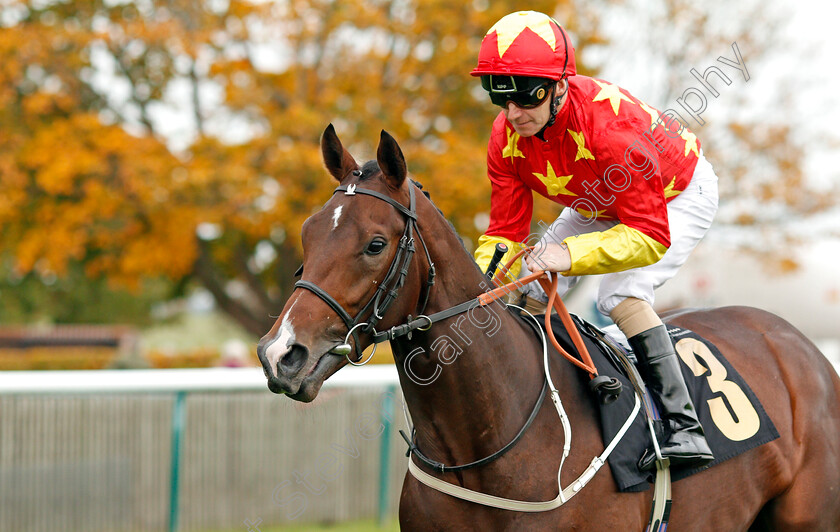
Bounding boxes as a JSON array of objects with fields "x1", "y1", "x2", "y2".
[{"x1": 481, "y1": 75, "x2": 554, "y2": 109}]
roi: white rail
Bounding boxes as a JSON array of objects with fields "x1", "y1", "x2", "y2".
[
  {"x1": 0, "y1": 364, "x2": 400, "y2": 394},
  {"x1": 0, "y1": 364, "x2": 403, "y2": 532}
]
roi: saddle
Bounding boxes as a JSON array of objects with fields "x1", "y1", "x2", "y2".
[
  {"x1": 481, "y1": 251, "x2": 778, "y2": 490},
  {"x1": 537, "y1": 312, "x2": 780, "y2": 492}
]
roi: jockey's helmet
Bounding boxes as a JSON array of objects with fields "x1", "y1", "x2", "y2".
[{"x1": 470, "y1": 11, "x2": 577, "y2": 82}]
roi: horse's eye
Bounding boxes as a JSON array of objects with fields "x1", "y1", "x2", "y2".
[{"x1": 365, "y1": 239, "x2": 386, "y2": 256}]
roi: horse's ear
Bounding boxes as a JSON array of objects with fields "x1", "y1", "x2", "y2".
[
  {"x1": 321, "y1": 123, "x2": 358, "y2": 182},
  {"x1": 376, "y1": 130, "x2": 407, "y2": 189}
]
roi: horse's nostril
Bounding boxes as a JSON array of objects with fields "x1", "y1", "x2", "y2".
[{"x1": 280, "y1": 344, "x2": 307, "y2": 373}]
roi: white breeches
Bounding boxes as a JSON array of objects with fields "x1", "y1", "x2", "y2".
[{"x1": 521, "y1": 152, "x2": 719, "y2": 316}]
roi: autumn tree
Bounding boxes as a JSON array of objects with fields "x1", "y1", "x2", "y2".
[
  {"x1": 0, "y1": 0, "x2": 819, "y2": 334},
  {"x1": 0, "y1": 0, "x2": 576, "y2": 334},
  {"x1": 579, "y1": 0, "x2": 838, "y2": 249}
]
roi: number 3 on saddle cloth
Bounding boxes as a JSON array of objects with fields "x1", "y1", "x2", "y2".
[{"x1": 542, "y1": 314, "x2": 780, "y2": 492}]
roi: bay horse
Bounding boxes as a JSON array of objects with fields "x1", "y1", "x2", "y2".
[{"x1": 257, "y1": 125, "x2": 840, "y2": 531}]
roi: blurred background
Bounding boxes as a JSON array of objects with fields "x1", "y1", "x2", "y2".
[{"x1": 0, "y1": 0, "x2": 837, "y2": 530}]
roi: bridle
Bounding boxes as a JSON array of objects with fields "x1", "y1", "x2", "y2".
[
  {"x1": 292, "y1": 174, "x2": 629, "y2": 496},
  {"x1": 294, "y1": 177, "x2": 550, "y2": 475},
  {"x1": 294, "y1": 179, "x2": 436, "y2": 364}
]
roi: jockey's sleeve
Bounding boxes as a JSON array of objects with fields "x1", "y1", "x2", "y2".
[
  {"x1": 475, "y1": 121, "x2": 534, "y2": 280},
  {"x1": 474, "y1": 235, "x2": 525, "y2": 280},
  {"x1": 562, "y1": 224, "x2": 667, "y2": 276}
]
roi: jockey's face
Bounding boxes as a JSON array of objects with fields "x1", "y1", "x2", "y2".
[{"x1": 503, "y1": 81, "x2": 567, "y2": 137}]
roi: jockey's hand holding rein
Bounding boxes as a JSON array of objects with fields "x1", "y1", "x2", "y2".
[{"x1": 525, "y1": 242, "x2": 571, "y2": 274}]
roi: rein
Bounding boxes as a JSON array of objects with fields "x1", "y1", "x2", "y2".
[
  {"x1": 379, "y1": 247, "x2": 600, "y2": 378},
  {"x1": 405, "y1": 305, "x2": 642, "y2": 512},
  {"x1": 294, "y1": 182, "x2": 436, "y2": 364},
  {"x1": 296, "y1": 181, "x2": 598, "y2": 377},
  {"x1": 402, "y1": 309, "x2": 665, "y2": 523},
  {"x1": 294, "y1": 180, "x2": 615, "y2": 482},
  {"x1": 400, "y1": 311, "x2": 549, "y2": 474}
]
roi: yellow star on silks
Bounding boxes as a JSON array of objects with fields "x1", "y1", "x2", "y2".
[
  {"x1": 663, "y1": 176, "x2": 683, "y2": 199},
  {"x1": 575, "y1": 207, "x2": 608, "y2": 219},
  {"x1": 639, "y1": 101, "x2": 661, "y2": 132},
  {"x1": 489, "y1": 11, "x2": 556, "y2": 57},
  {"x1": 592, "y1": 79, "x2": 635, "y2": 116},
  {"x1": 533, "y1": 161, "x2": 577, "y2": 197},
  {"x1": 680, "y1": 128, "x2": 700, "y2": 158},
  {"x1": 502, "y1": 127, "x2": 524, "y2": 160},
  {"x1": 567, "y1": 129, "x2": 594, "y2": 161}
]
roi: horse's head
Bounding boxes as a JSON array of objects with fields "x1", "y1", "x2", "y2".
[{"x1": 257, "y1": 124, "x2": 430, "y2": 401}]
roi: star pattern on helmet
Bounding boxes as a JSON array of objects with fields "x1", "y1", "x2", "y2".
[
  {"x1": 592, "y1": 79, "x2": 634, "y2": 116},
  {"x1": 567, "y1": 129, "x2": 594, "y2": 161},
  {"x1": 533, "y1": 161, "x2": 577, "y2": 197},
  {"x1": 489, "y1": 11, "x2": 556, "y2": 58},
  {"x1": 503, "y1": 127, "x2": 524, "y2": 160},
  {"x1": 663, "y1": 176, "x2": 683, "y2": 199}
]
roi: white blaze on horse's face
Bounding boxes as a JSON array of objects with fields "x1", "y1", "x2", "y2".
[
  {"x1": 265, "y1": 299, "x2": 298, "y2": 376},
  {"x1": 331, "y1": 205, "x2": 343, "y2": 230}
]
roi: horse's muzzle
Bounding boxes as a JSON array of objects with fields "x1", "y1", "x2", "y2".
[{"x1": 257, "y1": 338, "x2": 309, "y2": 395}]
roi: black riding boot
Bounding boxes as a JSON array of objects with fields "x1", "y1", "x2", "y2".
[{"x1": 630, "y1": 325, "x2": 714, "y2": 471}]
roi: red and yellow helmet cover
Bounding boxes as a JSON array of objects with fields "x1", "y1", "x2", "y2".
[{"x1": 471, "y1": 11, "x2": 577, "y2": 80}]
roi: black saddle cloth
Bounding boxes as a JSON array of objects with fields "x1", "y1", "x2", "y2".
[{"x1": 540, "y1": 313, "x2": 779, "y2": 492}]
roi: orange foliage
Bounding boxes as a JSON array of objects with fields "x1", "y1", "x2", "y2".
[
  {"x1": 0, "y1": 347, "x2": 116, "y2": 370},
  {"x1": 6, "y1": 1, "x2": 810, "y2": 333},
  {"x1": 2, "y1": 0, "x2": 592, "y2": 334},
  {"x1": 146, "y1": 347, "x2": 220, "y2": 369}
]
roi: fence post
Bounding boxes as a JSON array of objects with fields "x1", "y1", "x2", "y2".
[
  {"x1": 169, "y1": 391, "x2": 187, "y2": 532},
  {"x1": 377, "y1": 385, "x2": 397, "y2": 527}
]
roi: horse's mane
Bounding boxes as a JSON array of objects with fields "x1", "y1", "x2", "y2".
[{"x1": 358, "y1": 160, "x2": 381, "y2": 180}]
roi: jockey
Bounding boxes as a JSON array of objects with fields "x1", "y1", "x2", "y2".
[{"x1": 471, "y1": 10, "x2": 717, "y2": 471}]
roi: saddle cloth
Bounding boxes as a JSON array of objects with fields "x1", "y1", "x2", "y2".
[{"x1": 544, "y1": 313, "x2": 779, "y2": 492}]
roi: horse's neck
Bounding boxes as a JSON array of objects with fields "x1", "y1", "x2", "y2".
[{"x1": 392, "y1": 202, "x2": 549, "y2": 461}]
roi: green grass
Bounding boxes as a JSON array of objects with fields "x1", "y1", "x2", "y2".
[{"x1": 212, "y1": 518, "x2": 400, "y2": 532}]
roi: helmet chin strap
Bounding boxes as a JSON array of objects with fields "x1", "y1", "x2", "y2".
[{"x1": 537, "y1": 80, "x2": 568, "y2": 138}]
